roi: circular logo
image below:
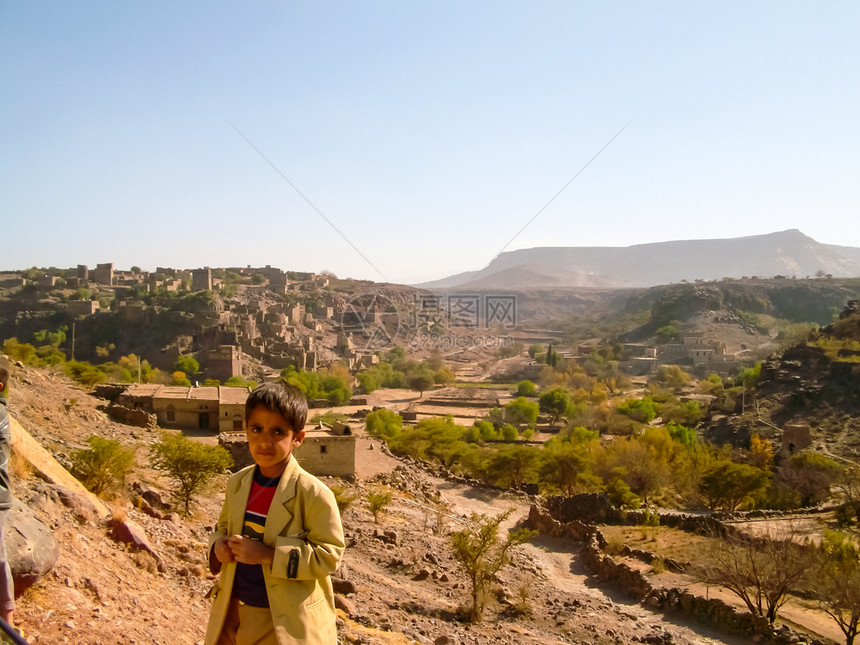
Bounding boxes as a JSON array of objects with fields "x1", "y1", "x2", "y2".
[{"x1": 339, "y1": 292, "x2": 403, "y2": 352}]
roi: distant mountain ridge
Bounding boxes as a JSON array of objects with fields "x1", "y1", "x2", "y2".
[{"x1": 419, "y1": 230, "x2": 860, "y2": 290}]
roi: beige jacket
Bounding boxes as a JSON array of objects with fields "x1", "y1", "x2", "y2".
[{"x1": 204, "y1": 457, "x2": 345, "y2": 645}]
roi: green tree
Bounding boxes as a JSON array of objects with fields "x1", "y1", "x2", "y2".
[
  {"x1": 408, "y1": 368, "x2": 435, "y2": 398},
  {"x1": 655, "y1": 364, "x2": 691, "y2": 389},
  {"x1": 545, "y1": 344, "x2": 559, "y2": 368},
  {"x1": 527, "y1": 344, "x2": 543, "y2": 360},
  {"x1": 604, "y1": 470, "x2": 642, "y2": 509},
  {"x1": 329, "y1": 485, "x2": 358, "y2": 515},
  {"x1": 70, "y1": 436, "x2": 136, "y2": 497},
  {"x1": 540, "y1": 440, "x2": 598, "y2": 497},
  {"x1": 65, "y1": 360, "x2": 107, "y2": 387},
  {"x1": 434, "y1": 366, "x2": 456, "y2": 385},
  {"x1": 655, "y1": 323, "x2": 680, "y2": 344},
  {"x1": 2, "y1": 338, "x2": 38, "y2": 365},
  {"x1": 699, "y1": 460, "x2": 769, "y2": 511},
  {"x1": 487, "y1": 445, "x2": 540, "y2": 489},
  {"x1": 539, "y1": 387, "x2": 572, "y2": 428},
  {"x1": 450, "y1": 510, "x2": 536, "y2": 622},
  {"x1": 617, "y1": 397, "x2": 659, "y2": 424},
  {"x1": 504, "y1": 397, "x2": 539, "y2": 427},
  {"x1": 151, "y1": 433, "x2": 232, "y2": 515},
  {"x1": 516, "y1": 380, "x2": 537, "y2": 397},
  {"x1": 365, "y1": 409, "x2": 403, "y2": 439},
  {"x1": 778, "y1": 452, "x2": 842, "y2": 507},
  {"x1": 597, "y1": 436, "x2": 670, "y2": 505},
  {"x1": 224, "y1": 376, "x2": 258, "y2": 389},
  {"x1": 357, "y1": 371, "x2": 379, "y2": 393},
  {"x1": 173, "y1": 355, "x2": 200, "y2": 378}
]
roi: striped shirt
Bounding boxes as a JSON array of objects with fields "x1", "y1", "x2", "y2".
[{"x1": 232, "y1": 468, "x2": 281, "y2": 607}]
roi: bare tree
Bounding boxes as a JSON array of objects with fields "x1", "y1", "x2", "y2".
[
  {"x1": 834, "y1": 466, "x2": 860, "y2": 526},
  {"x1": 688, "y1": 526, "x2": 813, "y2": 623},
  {"x1": 815, "y1": 532, "x2": 860, "y2": 645}
]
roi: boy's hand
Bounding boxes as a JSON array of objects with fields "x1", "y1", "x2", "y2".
[
  {"x1": 228, "y1": 535, "x2": 275, "y2": 566},
  {"x1": 213, "y1": 536, "x2": 235, "y2": 565}
]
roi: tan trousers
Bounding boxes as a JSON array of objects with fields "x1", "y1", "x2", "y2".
[{"x1": 216, "y1": 599, "x2": 277, "y2": 645}]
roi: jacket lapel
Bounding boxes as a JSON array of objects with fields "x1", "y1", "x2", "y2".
[
  {"x1": 228, "y1": 468, "x2": 255, "y2": 537},
  {"x1": 264, "y1": 456, "x2": 299, "y2": 545}
]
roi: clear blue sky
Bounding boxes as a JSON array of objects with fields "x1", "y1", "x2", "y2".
[{"x1": 2, "y1": 2, "x2": 858, "y2": 284}]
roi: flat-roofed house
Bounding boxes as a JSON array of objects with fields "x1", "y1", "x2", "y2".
[
  {"x1": 116, "y1": 384, "x2": 251, "y2": 433},
  {"x1": 218, "y1": 386, "x2": 248, "y2": 433},
  {"x1": 293, "y1": 421, "x2": 356, "y2": 480},
  {"x1": 218, "y1": 420, "x2": 356, "y2": 480}
]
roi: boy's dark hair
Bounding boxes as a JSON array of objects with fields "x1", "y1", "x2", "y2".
[{"x1": 245, "y1": 381, "x2": 307, "y2": 432}]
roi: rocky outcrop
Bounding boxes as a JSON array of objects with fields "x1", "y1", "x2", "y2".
[
  {"x1": 5, "y1": 499, "x2": 59, "y2": 596},
  {"x1": 8, "y1": 415, "x2": 109, "y2": 518}
]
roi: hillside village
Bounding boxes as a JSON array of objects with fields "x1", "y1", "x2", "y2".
[
  {"x1": 1, "y1": 264, "x2": 860, "y2": 645},
  {"x1": 0, "y1": 262, "x2": 810, "y2": 386}
]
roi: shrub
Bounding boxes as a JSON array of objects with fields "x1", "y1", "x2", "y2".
[
  {"x1": 329, "y1": 484, "x2": 358, "y2": 514},
  {"x1": 510, "y1": 584, "x2": 533, "y2": 618},
  {"x1": 151, "y1": 433, "x2": 232, "y2": 515},
  {"x1": 173, "y1": 355, "x2": 199, "y2": 378},
  {"x1": 504, "y1": 397, "x2": 539, "y2": 427},
  {"x1": 224, "y1": 376, "x2": 257, "y2": 389},
  {"x1": 65, "y1": 361, "x2": 107, "y2": 387},
  {"x1": 171, "y1": 371, "x2": 192, "y2": 386},
  {"x1": 367, "y1": 491, "x2": 392, "y2": 523},
  {"x1": 450, "y1": 510, "x2": 536, "y2": 622},
  {"x1": 365, "y1": 409, "x2": 403, "y2": 439},
  {"x1": 604, "y1": 537, "x2": 626, "y2": 556},
  {"x1": 70, "y1": 436, "x2": 136, "y2": 497},
  {"x1": 516, "y1": 380, "x2": 537, "y2": 397}
]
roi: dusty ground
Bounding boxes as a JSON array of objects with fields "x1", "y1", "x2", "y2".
[{"x1": 1, "y1": 364, "x2": 846, "y2": 645}]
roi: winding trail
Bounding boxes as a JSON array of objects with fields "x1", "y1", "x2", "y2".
[{"x1": 432, "y1": 478, "x2": 753, "y2": 645}]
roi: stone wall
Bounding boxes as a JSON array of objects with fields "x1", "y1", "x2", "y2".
[
  {"x1": 105, "y1": 403, "x2": 158, "y2": 429},
  {"x1": 524, "y1": 505, "x2": 829, "y2": 645}
]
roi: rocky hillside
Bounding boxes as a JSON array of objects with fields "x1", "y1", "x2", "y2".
[
  {"x1": 5, "y1": 364, "x2": 773, "y2": 645},
  {"x1": 702, "y1": 301, "x2": 860, "y2": 460}
]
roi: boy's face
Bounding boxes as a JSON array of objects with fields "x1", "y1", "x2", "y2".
[{"x1": 246, "y1": 404, "x2": 305, "y2": 478}]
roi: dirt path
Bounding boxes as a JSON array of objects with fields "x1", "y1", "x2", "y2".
[{"x1": 431, "y1": 478, "x2": 755, "y2": 645}]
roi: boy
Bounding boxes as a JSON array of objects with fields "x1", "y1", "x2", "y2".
[
  {"x1": 0, "y1": 365, "x2": 15, "y2": 630},
  {"x1": 204, "y1": 382, "x2": 344, "y2": 645}
]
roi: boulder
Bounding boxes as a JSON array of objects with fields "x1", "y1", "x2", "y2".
[
  {"x1": 109, "y1": 517, "x2": 158, "y2": 558},
  {"x1": 55, "y1": 486, "x2": 100, "y2": 524},
  {"x1": 132, "y1": 482, "x2": 168, "y2": 510},
  {"x1": 331, "y1": 576, "x2": 356, "y2": 595},
  {"x1": 5, "y1": 498, "x2": 60, "y2": 595},
  {"x1": 334, "y1": 593, "x2": 356, "y2": 616}
]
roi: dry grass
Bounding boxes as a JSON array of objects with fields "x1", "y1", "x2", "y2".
[
  {"x1": 650, "y1": 556, "x2": 666, "y2": 574},
  {"x1": 10, "y1": 449, "x2": 32, "y2": 480},
  {"x1": 108, "y1": 499, "x2": 129, "y2": 523},
  {"x1": 599, "y1": 525, "x2": 712, "y2": 563}
]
